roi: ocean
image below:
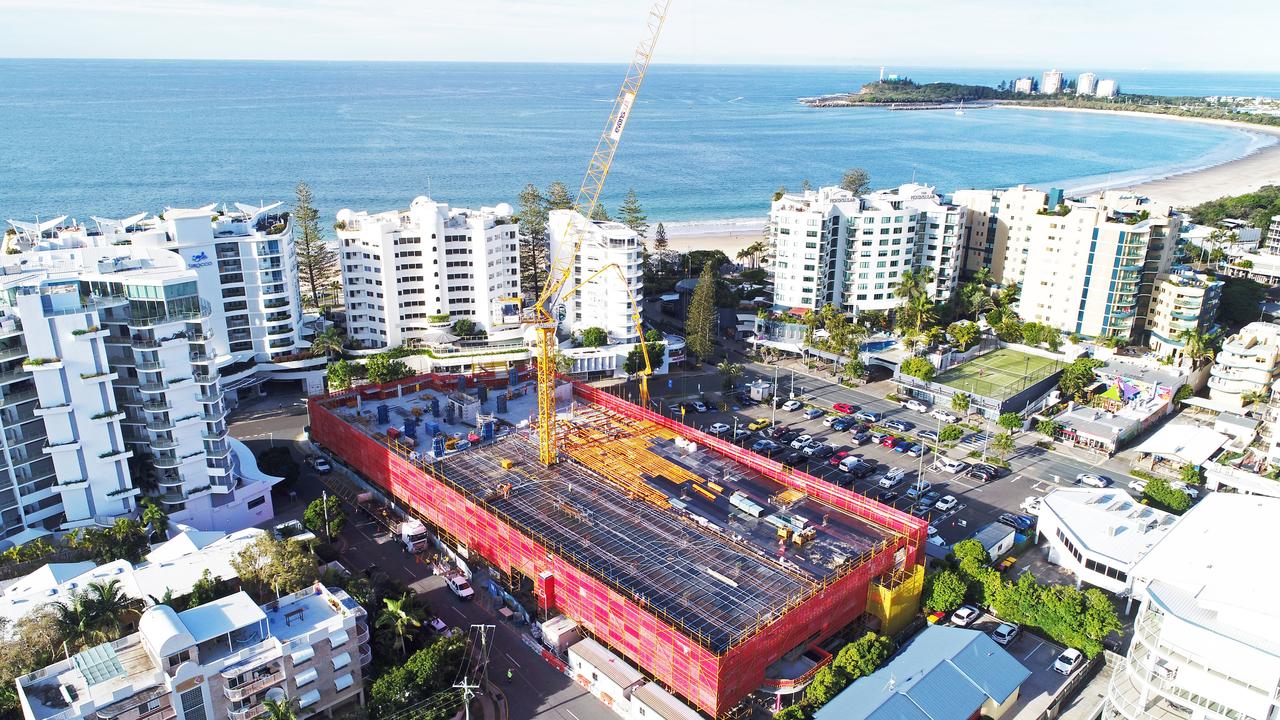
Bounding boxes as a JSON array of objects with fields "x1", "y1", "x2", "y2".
[{"x1": 2, "y1": 60, "x2": 1277, "y2": 226}]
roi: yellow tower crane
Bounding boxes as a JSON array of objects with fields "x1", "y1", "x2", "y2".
[{"x1": 528, "y1": 0, "x2": 672, "y2": 466}]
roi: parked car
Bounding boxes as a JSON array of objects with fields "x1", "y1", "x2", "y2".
[
  {"x1": 892, "y1": 439, "x2": 912, "y2": 453},
  {"x1": 833, "y1": 402, "x2": 857, "y2": 414},
  {"x1": 1128, "y1": 478, "x2": 1148, "y2": 493},
  {"x1": 747, "y1": 418, "x2": 772, "y2": 431},
  {"x1": 854, "y1": 410, "x2": 883, "y2": 424},
  {"x1": 883, "y1": 466, "x2": 908, "y2": 484},
  {"x1": 735, "y1": 394, "x2": 758, "y2": 407},
  {"x1": 916, "y1": 490, "x2": 942, "y2": 508},
  {"x1": 869, "y1": 430, "x2": 890, "y2": 444},
  {"x1": 781, "y1": 451, "x2": 807, "y2": 466},
  {"x1": 902, "y1": 399, "x2": 930, "y2": 413},
  {"x1": 1171, "y1": 481, "x2": 1200, "y2": 498},
  {"x1": 877, "y1": 490, "x2": 900, "y2": 503},
  {"x1": 1077, "y1": 473, "x2": 1111, "y2": 488},
  {"x1": 779, "y1": 430, "x2": 803, "y2": 444},
  {"x1": 905, "y1": 481, "x2": 933, "y2": 499},
  {"x1": 841, "y1": 458, "x2": 876, "y2": 478},
  {"x1": 804, "y1": 407, "x2": 826, "y2": 420},
  {"x1": 307, "y1": 455, "x2": 332, "y2": 473},
  {"x1": 809, "y1": 444, "x2": 835, "y2": 460},
  {"x1": 446, "y1": 574, "x2": 475, "y2": 601},
  {"x1": 790, "y1": 434, "x2": 813, "y2": 449},
  {"x1": 1020, "y1": 496, "x2": 1043, "y2": 515},
  {"x1": 918, "y1": 429, "x2": 939, "y2": 443},
  {"x1": 751, "y1": 439, "x2": 775, "y2": 453},
  {"x1": 831, "y1": 417, "x2": 856, "y2": 431},
  {"x1": 931, "y1": 409, "x2": 958, "y2": 423},
  {"x1": 1054, "y1": 648, "x2": 1084, "y2": 676},
  {"x1": 934, "y1": 495, "x2": 958, "y2": 512},
  {"x1": 781, "y1": 399, "x2": 803, "y2": 412},
  {"x1": 880, "y1": 435, "x2": 898, "y2": 448},
  {"x1": 973, "y1": 463, "x2": 1004, "y2": 478},
  {"x1": 690, "y1": 400, "x2": 708, "y2": 413},
  {"x1": 823, "y1": 414, "x2": 841, "y2": 427},
  {"x1": 800, "y1": 440, "x2": 825, "y2": 456},
  {"x1": 883, "y1": 419, "x2": 915, "y2": 432},
  {"x1": 967, "y1": 467, "x2": 996, "y2": 483},
  {"x1": 850, "y1": 430, "x2": 871, "y2": 446},
  {"x1": 995, "y1": 556, "x2": 1018, "y2": 573},
  {"x1": 878, "y1": 474, "x2": 902, "y2": 489},
  {"x1": 707, "y1": 422, "x2": 731, "y2": 436},
  {"x1": 991, "y1": 623, "x2": 1019, "y2": 646},
  {"x1": 998, "y1": 513, "x2": 1035, "y2": 532},
  {"x1": 730, "y1": 429, "x2": 752, "y2": 443},
  {"x1": 909, "y1": 505, "x2": 931, "y2": 518},
  {"x1": 829, "y1": 450, "x2": 851, "y2": 467},
  {"x1": 950, "y1": 605, "x2": 980, "y2": 627},
  {"x1": 907, "y1": 444, "x2": 925, "y2": 457}
]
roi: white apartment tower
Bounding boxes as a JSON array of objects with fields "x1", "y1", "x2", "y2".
[
  {"x1": 1041, "y1": 69, "x2": 1065, "y2": 94},
  {"x1": 1076, "y1": 72, "x2": 1098, "y2": 96},
  {"x1": 1014, "y1": 77, "x2": 1035, "y2": 94},
  {"x1": 768, "y1": 184, "x2": 967, "y2": 315},
  {"x1": 336, "y1": 196, "x2": 521, "y2": 349},
  {"x1": 16, "y1": 583, "x2": 370, "y2": 720},
  {"x1": 1096, "y1": 79, "x2": 1119, "y2": 98},
  {"x1": 547, "y1": 209, "x2": 645, "y2": 345},
  {"x1": 0, "y1": 205, "x2": 308, "y2": 543}
]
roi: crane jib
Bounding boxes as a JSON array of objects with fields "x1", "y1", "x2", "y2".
[{"x1": 611, "y1": 92, "x2": 637, "y2": 141}]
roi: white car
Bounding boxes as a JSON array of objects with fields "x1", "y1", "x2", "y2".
[
  {"x1": 1170, "y1": 481, "x2": 1200, "y2": 498},
  {"x1": 1020, "y1": 496, "x2": 1043, "y2": 515},
  {"x1": 1128, "y1": 478, "x2": 1148, "y2": 493},
  {"x1": 790, "y1": 434, "x2": 813, "y2": 450},
  {"x1": 690, "y1": 401, "x2": 708, "y2": 414},
  {"x1": 934, "y1": 495, "x2": 958, "y2": 512},
  {"x1": 1077, "y1": 473, "x2": 1111, "y2": 488},
  {"x1": 782, "y1": 399, "x2": 803, "y2": 412},
  {"x1": 707, "y1": 422, "x2": 731, "y2": 436},
  {"x1": 1054, "y1": 648, "x2": 1084, "y2": 676},
  {"x1": 991, "y1": 622, "x2": 1020, "y2": 645},
  {"x1": 950, "y1": 605, "x2": 980, "y2": 627},
  {"x1": 902, "y1": 399, "x2": 930, "y2": 413},
  {"x1": 931, "y1": 409, "x2": 958, "y2": 423},
  {"x1": 822, "y1": 415, "x2": 840, "y2": 427}
]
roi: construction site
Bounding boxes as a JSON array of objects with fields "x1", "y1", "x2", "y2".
[{"x1": 308, "y1": 377, "x2": 927, "y2": 717}]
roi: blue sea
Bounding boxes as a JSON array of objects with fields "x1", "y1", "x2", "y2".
[{"x1": 1, "y1": 60, "x2": 1277, "y2": 225}]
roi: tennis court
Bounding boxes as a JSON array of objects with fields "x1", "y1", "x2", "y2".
[{"x1": 936, "y1": 348, "x2": 1062, "y2": 400}]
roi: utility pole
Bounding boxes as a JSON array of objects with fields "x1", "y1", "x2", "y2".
[{"x1": 455, "y1": 624, "x2": 495, "y2": 720}]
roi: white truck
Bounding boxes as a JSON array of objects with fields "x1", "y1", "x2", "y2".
[{"x1": 399, "y1": 520, "x2": 430, "y2": 553}]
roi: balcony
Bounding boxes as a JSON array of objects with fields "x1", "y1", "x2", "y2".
[
  {"x1": 359, "y1": 645, "x2": 372, "y2": 666},
  {"x1": 150, "y1": 437, "x2": 180, "y2": 450},
  {"x1": 128, "y1": 302, "x2": 212, "y2": 328},
  {"x1": 211, "y1": 474, "x2": 236, "y2": 493},
  {"x1": 196, "y1": 390, "x2": 225, "y2": 404},
  {"x1": 138, "y1": 381, "x2": 169, "y2": 393},
  {"x1": 154, "y1": 453, "x2": 201, "y2": 469},
  {"x1": 1, "y1": 390, "x2": 38, "y2": 407},
  {"x1": 224, "y1": 668, "x2": 285, "y2": 702},
  {"x1": 229, "y1": 706, "x2": 268, "y2": 720},
  {"x1": 135, "y1": 360, "x2": 164, "y2": 372}
]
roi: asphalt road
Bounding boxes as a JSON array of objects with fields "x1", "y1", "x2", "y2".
[{"x1": 642, "y1": 359, "x2": 1138, "y2": 546}]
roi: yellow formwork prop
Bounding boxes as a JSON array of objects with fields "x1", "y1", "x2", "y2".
[{"x1": 867, "y1": 564, "x2": 924, "y2": 637}]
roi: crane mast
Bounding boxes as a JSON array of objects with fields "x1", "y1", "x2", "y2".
[{"x1": 532, "y1": 0, "x2": 671, "y2": 466}]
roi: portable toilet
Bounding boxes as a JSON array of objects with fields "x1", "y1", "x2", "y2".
[
  {"x1": 433, "y1": 436, "x2": 447, "y2": 456},
  {"x1": 456, "y1": 376, "x2": 466, "y2": 392},
  {"x1": 508, "y1": 366, "x2": 518, "y2": 387},
  {"x1": 478, "y1": 384, "x2": 489, "y2": 402},
  {"x1": 496, "y1": 395, "x2": 508, "y2": 414},
  {"x1": 482, "y1": 420, "x2": 495, "y2": 441},
  {"x1": 403, "y1": 417, "x2": 418, "y2": 440},
  {"x1": 376, "y1": 404, "x2": 390, "y2": 424},
  {"x1": 445, "y1": 405, "x2": 455, "y2": 424},
  {"x1": 426, "y1": 420, "x2": 440, "y2": 437}
]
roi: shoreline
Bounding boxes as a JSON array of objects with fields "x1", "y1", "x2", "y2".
[{"x1": 653, "y1": 107, "x2": 1280, "y2": 257}]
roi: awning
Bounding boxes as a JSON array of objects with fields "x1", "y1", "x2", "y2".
[
  {"x1": 1134, "y1": 424, "x2": 1228, "y2": 466},
  {"x1": 299, "y1": 689, "x2": 322, "y2": 708},
  {"x1": 295, "y1": 667, "x2": 318, "y2": 688},
  {"x1": 335, "y1": 673, "x2": 354, "y2": 692},
  {"x1": 329, "y1": 629, "x2": 349, "y2": 648},
  {"x1": 290, "y1": 646, "x2": 315, "y2": 665},
  {"x1": 332, "y1": 651, "x2": 352, "y2": 671}
]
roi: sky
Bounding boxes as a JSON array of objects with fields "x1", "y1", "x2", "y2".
[{"x1": 0, "y1": 0, "x2": 1277, "y2": 72}]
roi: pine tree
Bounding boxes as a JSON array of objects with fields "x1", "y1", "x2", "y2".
[
  {"x1": 653, "y1": 222, "x2": 668, "y2": 252},
  {"x1": 618, "y1": 188, "x2": 648, "y2": 238},
  {"x1": 545, "y1": 181, "x2": 574, "y2": 210},
  {"x1": 840, "y1": 168, "x2": 871, "y2": 195},
  {"x1": 591, "y1": 203, "x2": 610, "y2": 222},
  {"x1": 517, "y1": 183, "x2": 549, "y2": 300},
  {"x1": 293, "y1": 181, "x2": 337, "y2": 308},
  {"x1": 686, "y1": 261, "x2": 718, "y2": 362}
]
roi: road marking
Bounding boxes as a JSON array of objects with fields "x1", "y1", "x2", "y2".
[
  {"x1": 451, "y1": 607, "x2": 468, "y2": 619},
  {"x1": 1021, "y1": 640, "x2": 1044, "y2": 661},
  {"x1": 505, "y1": 653, "x2": 521, "y2": 668},
  {"x1": 1013, "y1": 475, "x2": 1023, "y2": 482},
  {"x1": 565, "y1": 711, "x2": 582, "y2": 720}
]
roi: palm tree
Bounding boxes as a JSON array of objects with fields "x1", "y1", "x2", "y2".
[
  {"x1": 377, "y1": 593, "x2": 423, "y2": 657},
  {"x1": 86, "y1": 579, "x2": 134, "y2": 642},
  {"x1": 140, "y1": 498, "x2": 169, "y2": 542},
  {"x1": 735, "y1": 247, "x2": 752, "y2": 268},
  {"x1": 1177, "y1": 328, "x2": 1215, "y2": 368},
  {"x1": 951, "y1": 392, "x2": 971, "y2": 415},
  {"x1": 308, "y1": 326, "x2": 345, "y2": 359},
  {"x1": 263, "y1": 699, "x2": 298, "y2": 720},
  {"x1": 50, "y1": 590, "x2": 95, "y2": 650},
  {"x1": 894, "y1": 268, "x2": 936, "y2": 335},
  {"x1": 991, "y1": 432, "x2": 1016, "y2": 461},
  {"x1": 716, "y1": 360, "x2": 744, "y2": 392}
]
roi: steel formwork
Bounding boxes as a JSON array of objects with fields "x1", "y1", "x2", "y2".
[{"x1": 308, "y1": 382, "x2": 925, "y2": 716}]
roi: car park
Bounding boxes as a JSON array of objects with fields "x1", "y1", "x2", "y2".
[
  {"x1": 781, "y1": 399, "x2": 803, "y2": 412},
  {"x1": 918, "y1": 430, "x2": 939, "y2": 443},
  {"x1": 931, "y1": 409, "x2": 958, "y2": 423},
  {"x1": 809, "y1": 444, "x2": 835, "y2": 460},
  {"x1": 905, "y1": 481, "x2": 933, "y2": 499},
  {"x1": 690, "y1": 401, "x2": 708, "y2": 413},
  {"x1": 708, "y1": 422, "x2": 730, "y2": 435},
  {"x1": 916, "y1": 490, "x2": 942, "y2": 508},
  {"x1": 854, "y1": 410, "x2": 883, "y2": 424},
  {"x1": 831, "y1": 417, "x2": 856, "y2": 431},
  {"x1": 1077, "y1": 473, "x2": 1111, "y2": 487},
  {"x1": 790, "y1": 434, "x2": 813, "y2": 449},
  {"x1": 804, "y1": 407, "x2": 826, "y2": 420},
  {"x1": 781, "y1": 451, "x2": 806, "y2": 466},
  {"x1": 747, "y1": 418, "x2": 771, "y2": 431},
  {"x1": 991, "y1": 623, "x2": 1019, "y2": 645},
  {"x1": 901, "y1": 399, "x2": 930, "y2": 413},
  {"x1": 833, "y1": 402, "x2": 857, "y2": 414},
  {"x1": 1054, "y1": 648, "x2": 1084, "y2": 676},
  {"x1": 907, "y1": 444, "x2": 925, "y2": 457},
  {"x1": 877, "y1": 490, "x2": 899, "y2": 503},
  {"x1": 934, "y1": 495, "x2": 958, "y2": 512},
  {"x1": 881, "y1": 435, "x2": 898, "y2": 448},
  {"x1": 950, "y1": 605, "x2": 980, "y2": 627},
  {"x1": 730, "y1": 429, "x2": 752, "y2": 443},
  {"x1": 998, "y1": 513, "x2": 1035, "y2": 532},
  {"x1": 850, "y1": 430, "x2": 871, "y2": 446},
  {"x1": 883, "y1": 419, "x2": 915, "y2": 432}
]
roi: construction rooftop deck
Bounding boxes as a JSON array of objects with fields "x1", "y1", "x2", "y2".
[{"x1": 330, "y1": 386, "x2": 896, "y2": 653}]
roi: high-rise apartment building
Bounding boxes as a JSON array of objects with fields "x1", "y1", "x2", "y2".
[
  {"x1": 1041, "y1": 69, "x2": 1065, "y2": 94},
  {"x1": 335, "y1": 196, "x2": 522, "y2": 350},
  {"x1": 1146, "y1": 268, "x2": 1222, "y2": 358},
  {"x1": 1014, "y1": 77, "x2": 1035, "y2": 94},
  {"x1": 1095, "y1": 79, "x2": 1119, "y2": 98},
  {"x1": 767, "y1": 184, "x2": 967, "y2": 316},
  {"x1": 0, "y1": 205, "x2": 310, "y2": 543},
  {"x1": 1265, "y1": 214, "x2": 1280, "y2": 252},
  {"x1": 953, "y1": 188, "x2": 1179, "y2": 342},
  {"x1": 1076, "y1": 72, "x2": 1098, "y2": 96},
  {"x1": 547, "y1": 210, "x2": 646, "y2": 346},
  {"x1": 1104, "y1": 494, "x2": 1279, "y2": 720},
  {"x1": 15, "y1": 583, "x2": 370, "y2": 720},
  {"x1": 1208, "y1": 322, "x2": 1280, "y2": 409}
]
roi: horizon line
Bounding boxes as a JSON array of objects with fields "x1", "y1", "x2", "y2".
[{"x1": 0, "y1": 56, "x2": 1270, "y2": 76}]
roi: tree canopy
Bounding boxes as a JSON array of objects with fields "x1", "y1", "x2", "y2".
[
  {"x1": 294, "y1": 181, "x2": 338, "y2": 308},
  {"x1": 840, "y1": 168, "x2": 871, "y2": 195},
  {"x1": 1059, "y1": 357, "x2": 1104, "y2": 400},
  {"x1": 685, "y1": 262, "x2": 719, "y2": 362},
  {"x1": 899, "y1": 356, "x2": 937, "y2": 382}
]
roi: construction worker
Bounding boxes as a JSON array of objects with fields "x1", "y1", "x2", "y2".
[{"x1": 506, "y1": 668, "x2": 513, "y2": 684}]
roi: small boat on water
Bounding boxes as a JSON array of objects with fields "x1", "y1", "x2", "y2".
[{"x1": 955, "y1": 100, "x2": 965, "y2": 116}]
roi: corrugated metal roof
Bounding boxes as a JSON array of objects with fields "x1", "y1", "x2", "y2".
[
  {"x1": 568, "y1": 638, "x2": 644, "y2": 691},
  {"x1": 906, "y1": 663, "x2": 990, "y2": 719}
]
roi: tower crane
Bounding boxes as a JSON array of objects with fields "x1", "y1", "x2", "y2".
[{"x1": 527, "y1": 0, "x2": 672, "y2": 466}]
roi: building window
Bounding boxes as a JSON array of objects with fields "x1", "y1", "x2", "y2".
[{"x1": 247, "y1": 496, "x2": 266, "y2": 510}]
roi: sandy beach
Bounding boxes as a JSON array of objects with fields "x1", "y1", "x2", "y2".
[
  {"x1": 998, "y1": 105, "x2": 1280, "y2": 208},
  {"x1": 652, "y1": 108, "x2": 1280, "y2": 259}
]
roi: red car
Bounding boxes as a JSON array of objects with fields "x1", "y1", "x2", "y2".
[
  {"x1": 828, "y1": 450, "x2": 850, "y2": 467},
  {"x1": 833, "y1": 402, "x2": 856, "y2": 414},
  {"x1": 881, "y1": 435, "x2": 897, "y2": 448}
]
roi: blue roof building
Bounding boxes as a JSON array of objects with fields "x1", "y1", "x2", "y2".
[{"x1": 814, "y1": 625, "x2": 1031, "y2": 720}]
